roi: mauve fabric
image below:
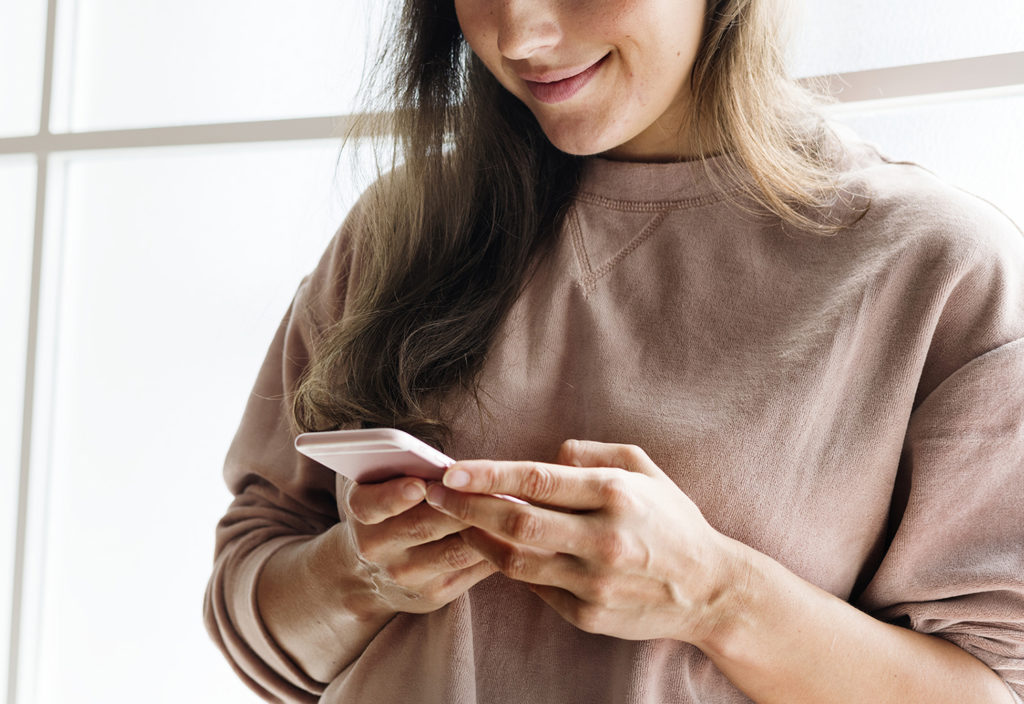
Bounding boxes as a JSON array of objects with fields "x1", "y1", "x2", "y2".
[{"x1": 204, "y1": 135, "x2": 1024, "y2": 703}]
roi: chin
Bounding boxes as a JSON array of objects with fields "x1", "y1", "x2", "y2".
[{"x1": 539, "y1": 124, "x2": 623, "y2": 157}]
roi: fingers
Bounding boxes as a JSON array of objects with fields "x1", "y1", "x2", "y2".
[
  {"x1": 435, "y1": 560, "x2": 499, "y2": 596},
  {"x1": 386, "y1": 533, "x2": 497, "y2": 586},
  {"x1": 555, "y1": 439, "x2": 661, "y2": 477},
  {"x1": 427, "y1": 484, "x2": 604, "y2": 553},
  {"x1": 336, "y1": 478, "x2": 504, "y2": 614},
  {"x1": 355, "y1": 502, "x2": 472, "y2": 561},
  {"x1": 441, "y1": 459, "x2": 617, "y2": 510},
  {"x1": 461, "y1": 527, "x2": 578, "y2": 584},
  {"x1": 343, "y1": 477, "x2": 428, "y2": 525},
  {"x1": 404, "y1": 559, "x2": 498, "y2": 610},
  {"x1": 349, "y1": 530, "x2": 498, "y2": 613},
  {"x1": 528, "y1": 585, "x2": 608, "y2": 635},
  {"x1": 460, "y1": 528, "x2": 634, "y2": 631},
  {"x1": 341, "y1": 504, "x2": 498, "y2": 612},
  {"x1": 438, "y1": 441, "x2": 662, "y2": 509}
]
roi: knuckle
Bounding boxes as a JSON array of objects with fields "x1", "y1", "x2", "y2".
[
  {"x1": 496, "y1": 548, "x2": 530, "y2": 580},
  {"x1": 597, "y1": 474, "x2": 630, "y2": 507},
  {"x1": 440, "y1": 538, "x2": 476, "y2": 570},
  {"x1": 420, "y1": 578, "x2": 458, "y2": 605},
  {"x1": 403, "y1": 511, "x2": 436, "y2": 544},
  {"x1": 341, "y1": 483, "x2": 369, "y2": 523},
  {"x1": 346, "y1": 483, "x2": 414, "y2": 526},
  {"x1": 503, "y1": 509, "x2": 544, "y2": 544},
  {"x1": 379, "y1": 560, "x2": 407, "y2": 584},
  {"x1": 348, "y1": 502, "x2": 374, "y2": 525},
  {"x1": 439, "y1": 492, "x2": 470, "y2": 521},
  {"x1": 522, "y1": 463, "x2": 558, "y2": 502},
  {"x1": 614, "y1": 442, "x2": 647, "y2": 470},
  {"x1": 478, "y1": 464, "x2": 502, "y2": 492},
  {"x1": 593, "y1": 531, "x2": 628, "y2": 566},
  {"x1": 417, "y1": 584, "x2": 443, "y2": 604},
  {"x1": 623, "y1": 443, "x2": 645, "y2": 458},
  {"x1": 621, "y1": 444, "x2": 650, "y2": 466}
]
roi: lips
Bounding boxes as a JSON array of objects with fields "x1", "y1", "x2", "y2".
[{"x1": 521, "y1": 54, "x2": 609, "y2": 104}]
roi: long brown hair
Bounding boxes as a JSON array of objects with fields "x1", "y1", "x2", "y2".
[{"x1": 292, "y1": 0, "x2": 850, "y2": 448}]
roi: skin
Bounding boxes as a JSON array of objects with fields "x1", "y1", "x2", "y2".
[
  {"x1": 426, "y1": 441, "x2": 1014, "y2": 703},
  {"x1": 453, "y1": 0, "x2": 707, "y2": 161},
  {"x1": 255, "y1": 1, "x2": 1016, "y2": 699},
  {"x1": 257, "y1": 477, "x2": 496, "y2": 683}
]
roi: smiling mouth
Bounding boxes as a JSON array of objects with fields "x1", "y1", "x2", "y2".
[{"x1": 522, "y1": 54, "x2": 609, "y2": 104}]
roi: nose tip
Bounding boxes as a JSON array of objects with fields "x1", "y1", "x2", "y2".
[{"x1": 497, "y1": 9, "x2": 561, "y2": 60}]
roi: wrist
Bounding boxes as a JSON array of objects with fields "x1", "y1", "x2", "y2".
[
  {"x1": 683, "y1": 538, "x2": 1017, "y2": 704},
  {"x1": 257, "y1": 526, "x2": 396, "y2": 683},
  {"x1": 688, "y1": 534, "x2": 765, "y2": 658},
  {"x1": 307, "y1": 524, "x2": 397, "y2": 626}
]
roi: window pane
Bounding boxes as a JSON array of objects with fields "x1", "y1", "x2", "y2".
[
  {"x1": 23, "y1": 141, "x2": 373, "y2": 704},
  {"x1": 0, "y1": 156, "x2": 36, "y2": 699},
  {"x1": 0, "y1": 0, "x2": 47, "y2": 136},
  {"x1": 790, "y1": 0, "x2": 1024, "y2": 77},
  {"x1": 54, "y1": 0, "x2": 386, "y2": 132},
  {"x1": 834, "y1": 91, "x2": 1024, "y2": 228}
]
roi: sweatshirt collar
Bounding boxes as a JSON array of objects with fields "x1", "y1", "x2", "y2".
[{"x1": 577, "y1": 151, "x2": 747, "y2": 205}]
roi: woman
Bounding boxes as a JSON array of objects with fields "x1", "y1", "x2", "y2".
[{"x1": 204, "y1": 0, "x2": 1024, "y2": 701}]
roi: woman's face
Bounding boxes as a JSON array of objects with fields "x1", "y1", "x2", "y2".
[{"x1": 454, "y1": 0, "x2": 708, "y2": 161}]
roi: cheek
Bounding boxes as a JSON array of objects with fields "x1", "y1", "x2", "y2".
[
  {"x1": 454, "y1": 1, "x2": 500, "y2": 54},
  {"x1": 452, "y1": 1, "x2": 483, "y2": 52}
]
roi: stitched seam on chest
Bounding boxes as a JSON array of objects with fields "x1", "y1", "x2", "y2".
[
  {"x1": 573, "y1": 209, "x2": 671, "y2": 297},
  {"x1": 576, "y1": 187, "x2": 743, "y2": 212},
  {"x1": 590, "y1": 210, "x2": 670, "y2": 284},
  {"x1": 569, "y1": 206, "x2": 594, "y2": 282}
]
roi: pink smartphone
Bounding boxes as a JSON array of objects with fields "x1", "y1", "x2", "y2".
[{"x1": 294, "y1": 427, "x2": 454, "y2": 483}]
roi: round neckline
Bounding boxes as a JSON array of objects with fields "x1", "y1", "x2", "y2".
[{"x1": 577, "y1": 151, "x2": 748, "y2": 205}]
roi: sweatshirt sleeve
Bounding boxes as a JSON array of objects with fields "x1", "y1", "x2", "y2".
[
  {"x1": 854, "y1": 204, "x2": 1024, "y2": 700},
  {"x1": 856, "y1": 338, "x2": 1024, "y2": 699},
  {"x1": 203, "y1": 213, "x2": 359, "y2": 702}
]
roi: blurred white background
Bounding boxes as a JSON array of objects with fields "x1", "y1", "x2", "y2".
[{"x1": 1, "y1": 1, "x2": 1022, "y2": 702}]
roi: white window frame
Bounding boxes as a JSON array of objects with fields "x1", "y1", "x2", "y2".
[{"x1": 2, "y1": 1, "x2": 1023, "y2": 702}]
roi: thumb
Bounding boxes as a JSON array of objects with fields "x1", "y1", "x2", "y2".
[{"x1": 555, "y1": 439, "x2": 663, "y2": 478}]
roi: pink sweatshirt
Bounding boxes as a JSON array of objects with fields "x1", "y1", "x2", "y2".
[{"x1": 204, "y1": 135, "x2": 1024, "y2": 703}]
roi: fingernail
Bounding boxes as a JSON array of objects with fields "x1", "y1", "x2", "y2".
[
  {"x1": 443, "y1": 468, "x2": 470, "y2": 489},
  {"x1": 402, "y1": 482, "x2": 424, "y2": 501},
  {"x1": 426, "y1": 484, "x2": 446, "y2": 506}
]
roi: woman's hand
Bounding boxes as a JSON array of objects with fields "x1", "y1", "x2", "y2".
[
  {"x1": 256, "y1": 476, "x2": 496, "y2": 683},
  {"x1": 424, "y1": 441, "x2": 1017, "y2": 703},
  {"x1": 333, "y1": 476, "x2": 499, "y2": 618},
  {"x1": 423, "y1": 439, "x2": 743, "y2": 646}
]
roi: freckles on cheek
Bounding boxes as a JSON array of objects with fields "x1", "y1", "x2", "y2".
[{"x1": 455, "y1": 3, "x2": 493, "y2": 47}]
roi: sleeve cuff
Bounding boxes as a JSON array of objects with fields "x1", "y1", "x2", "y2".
[{"x1": 227, "y1": 534, "x2": 330, "y2": 696}]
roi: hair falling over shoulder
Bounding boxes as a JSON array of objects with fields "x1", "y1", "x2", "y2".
[
  {"x1": 291, "y1": 1, "x2": 580, "y2": 446},
  {"x1": 291, "y1": 0, "x2": 857, "y2": 447},
  {"x1": 692, "y1": 0, "x2": 854, "y2": 233}
]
